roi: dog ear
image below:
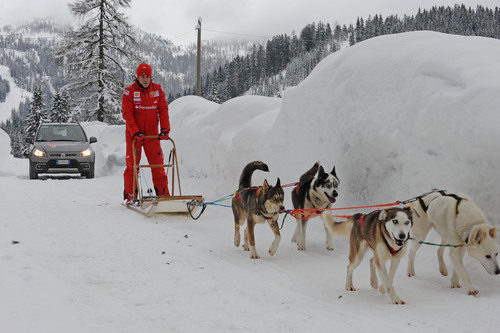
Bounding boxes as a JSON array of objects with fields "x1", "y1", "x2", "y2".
[
  {"x1": 489, "y1": 228, "x2": 497, "y2": 239},
  {"x1": 275, "y1": 177, "x2": 281, "y2": 187},
  {"x1": 331, "y1": 166, "x2": 337, "y2": 178},
  {"x1": 469, "y1": 226, "x2": 484, "y2": 245},
  {"x1": 378, "y1": 209, "x2": 387, "y2": 221},
  {"x1": 318, "y1": 165, "x2": 325, "y2": 176},
  {"x1": 403, "y1": 206, "x2": 413, "y2": 222},
  {"x1": 262, "y1": 179, "x2": 270, "y2": 191}
]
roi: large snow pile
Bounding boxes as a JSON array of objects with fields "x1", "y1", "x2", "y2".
[
  {"x1": 170, "y1": 31, "x2": 500, "y2": 220},
  {"x1": 81, "y1": 121, "x2": 126, "y2": 177}
]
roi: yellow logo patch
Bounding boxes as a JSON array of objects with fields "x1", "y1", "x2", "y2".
[
  {"x1": 149, "y1": 91, "x2": 154, "y2": 97},
  {"x1": 134, "y1": 91, "x2": 140, "y2": 97}
]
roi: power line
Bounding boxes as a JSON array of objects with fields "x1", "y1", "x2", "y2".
[
  {"x1": 204, "y1": 28, "x2": 270, "y2": 39},
  {"x1": 203, "y1": 28, "x2": 333, "y2": 44},
  {"x1": 171, "y1": 29, "x2": 195, "y2": 40}
]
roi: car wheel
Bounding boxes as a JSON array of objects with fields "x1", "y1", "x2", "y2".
[
  {"x1": 86, "y1": 167, "x2": 95, "y2": 179},
  {"x1": 29, "y1": 161, "x2": 38, "y2": 179}
]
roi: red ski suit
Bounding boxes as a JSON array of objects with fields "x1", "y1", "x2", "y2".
[{"x1": 122, "y1": 80, "x2": 170, "y2": 198}]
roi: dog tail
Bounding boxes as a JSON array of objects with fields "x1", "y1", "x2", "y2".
[
  {"x1": 323, "y1": 211, "x2": 353, "y2": 238},
  {"x1": 239, "y1": 161, "x2": 269, "y2": 189},
  {"x1": 299, "y1": 161, "x2": 320, "y2": 184}
]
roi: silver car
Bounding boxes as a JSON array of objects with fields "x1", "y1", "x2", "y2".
[{"x1": 27, "y1": 123, "x2": 97, "y2": 179}]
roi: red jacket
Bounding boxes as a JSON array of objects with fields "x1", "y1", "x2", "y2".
[{"x1": 122, "y1": 81, "x2": 170, "y2": 136}]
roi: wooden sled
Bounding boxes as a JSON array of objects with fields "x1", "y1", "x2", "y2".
[{"x1": 125, "y1": 136, "x2": 204, "y2": 217}]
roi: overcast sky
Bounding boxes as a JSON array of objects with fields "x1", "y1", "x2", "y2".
[{"x1": 1, "y1": 0, "x2": 498, "y2": 45}]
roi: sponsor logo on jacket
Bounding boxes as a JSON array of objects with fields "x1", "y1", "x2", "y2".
[
  {"x1": 134, "y1": 91, "x2": 140, "y2": 97},
  {"x1": 136, "y1": 105, "x2": 157, "y2": 110}
]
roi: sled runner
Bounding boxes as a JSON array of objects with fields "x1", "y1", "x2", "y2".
[{"x1": 124, "y1": 136, "x2": 204, "y2": 217}]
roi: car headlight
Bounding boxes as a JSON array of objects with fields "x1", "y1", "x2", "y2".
[
  {"x1": 33, "y1": 148, "x2": 46, "y2": 157},
  {"x1": 80, "y1": 148, "x2": 92, "y2": 157}
]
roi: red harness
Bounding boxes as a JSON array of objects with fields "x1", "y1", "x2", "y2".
[{"x1": 235, "y1": 186, "x2": 260, "y2": 203}]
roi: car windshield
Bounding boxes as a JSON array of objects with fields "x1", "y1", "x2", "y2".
[{"x1": 36, "y1": 125, "x2": 87, "y2": 142}]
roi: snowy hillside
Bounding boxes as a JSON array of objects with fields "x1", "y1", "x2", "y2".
[
  {"x1": 2, "y1": 31, "x2": 500, "y2": 332},
  {"x1": 0, "y1": 65, "x2": 32, "y2": 123},
  {"x1": 0, "y1": 19, "x2": 254, "y2": 124}
]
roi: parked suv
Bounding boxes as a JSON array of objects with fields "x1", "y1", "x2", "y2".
[{"x1": 27, "y1": 123, "x2": 97, "y2": 179}]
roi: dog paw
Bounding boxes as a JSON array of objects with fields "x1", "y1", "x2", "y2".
[
  {"x1": 467, "y1": 288, "x2": 479, "y2": 296},
  {"x1": 326, "y1": 245, "x2": 334, "y2": 251},
  {"x1": 269, "y1": 248, "x2": 277, "y2": 256},
  {"x1": 392, "y1": 297, "x2": 406, "y2": 305},
  {"x1": 297, "y1": 243, "x2": 306, "y2": 251},
  {"x1": 439, "y1": 267, "x2": 448, "y2": 276},
  {"x1": 379, "y1": 285, "x2": 387, "y2": 294},
  {"x1": 234, "y1": 235, "x2": 240, "y2": 247},
  {"x1": 407, "y1": 268, "x2": 415, "y2": 277},
  {"x1": 450, "y1": 281, "x2": 462, "y2": 289},
  {"x1": 242, "y1": 244, "x2": 249, "y2": 251},
  {"x1": 345, "y1": 285, "x2": 356, "y2": 291},
  {"x1": 250, "y1": 254, "x2": 260, "y2": 259}
]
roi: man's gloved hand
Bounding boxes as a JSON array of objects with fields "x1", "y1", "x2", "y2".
[
  {"x1": 132, "y1": 131, "x2": 146, "y2": 144},
  {"x1": 158, "y1": 129, "x2": 169, "y2": 140}
]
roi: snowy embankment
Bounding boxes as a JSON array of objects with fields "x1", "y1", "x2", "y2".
[
  {"x1": 0, "y1": 64, "x2": 32, "y2": 123},
  {"x1": 2, "y1": 31, "x2": 500, "y2": 332},
  {"x1": 171, "y1": 31, "x2": 500, "y2": 220}
]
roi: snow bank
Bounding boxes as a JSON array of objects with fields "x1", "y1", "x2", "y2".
[
  {"x1": 170, "y1": 31, "x2": 500, "y2": 220},
  {"x1": 170, "y1": 95, "x2": 281, "y2": 194},
  {"x1": 81, "y1": 121, "x2": 126, "y2": 177},
  {"x1": 0, "y1": 129, "x2": 24, "y2": 176},
  {"x1": 271, "y1": 31, "x2": 500, "y2": 218}
]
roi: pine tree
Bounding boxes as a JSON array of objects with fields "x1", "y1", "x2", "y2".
[
  {"x1": 50, "y1": 91, "x2": 71, "y2": 123},
  {"x1": 23, "y1": 86, "x2": 47, "y2": 156},
  {"x1": 55, "y1": 0, "x2": 138, "y2": 123},
  {"x1": 208, "y1": 82, "x2": 221, "y2": 104}
]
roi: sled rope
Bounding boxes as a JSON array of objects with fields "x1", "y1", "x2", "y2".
[
  {"x1": 288, "y1": 201, "x2": 401, "y2": 220},
  {"x1": 409, "y1": 238, "x2": 464, "y2": 248}
]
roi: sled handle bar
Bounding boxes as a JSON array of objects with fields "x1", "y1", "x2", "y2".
[{"x1": 131, "y1": 136, "x2": 182, "y2": 204}]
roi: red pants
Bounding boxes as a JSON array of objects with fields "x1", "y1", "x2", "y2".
[{"x1": 123, "y1": 132, "x2": 169, "y2": 198}]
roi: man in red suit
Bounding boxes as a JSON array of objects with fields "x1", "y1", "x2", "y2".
[{"x1": 122, "y1": 63, "x2": 170, "y2": 203}]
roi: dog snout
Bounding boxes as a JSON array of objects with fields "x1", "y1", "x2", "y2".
[
  {"x1": 280, "y1": 205, "x2": 285, "y2": 211},
  {"x1": 332, "y1": 190, "x2": 338, "y2": 197},
  {"x1": 398, "y1": 232, "x2": 406, "y2": 240},
  {"x1": 495, "y1": 267, "x2": 500, "y2": 275}
]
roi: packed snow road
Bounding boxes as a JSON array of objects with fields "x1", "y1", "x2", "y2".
[{"x1": 2, "y1": 171, "x2": 500, "y2": 332}]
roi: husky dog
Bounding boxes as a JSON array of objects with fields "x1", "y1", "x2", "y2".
[
  {"x1": 327, "y1": 207, "x2": 413, "y2": 304},
  {"x1": 232, "y1": 161, "x2": 285, "y2": 259},
  {"x1": 406, "y1": 190, "x2": 500, "y2": 295},
  {"x1": 291, "y1": 162, "x2": 339, "y2": 251}
]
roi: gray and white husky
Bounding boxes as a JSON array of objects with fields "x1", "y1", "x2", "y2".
[{"x1": 291, "y1": 162, "x2": 339, "y2": 251}]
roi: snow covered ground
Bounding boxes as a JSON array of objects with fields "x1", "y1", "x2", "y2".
[{"x1": 2, "y1": 31, "x2": 500, "y2": 332}]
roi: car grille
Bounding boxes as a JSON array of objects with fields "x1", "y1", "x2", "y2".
[{"x1": 49, "y1": 153, "x2": 78, "y2": 157}]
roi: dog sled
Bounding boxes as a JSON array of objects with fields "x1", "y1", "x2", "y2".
[{"x1": 124, "y1": 135, "x2": 204, "y2": 217}]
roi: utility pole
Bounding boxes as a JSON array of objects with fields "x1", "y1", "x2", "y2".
[{"x1": 196, "y1": 18, "x2": 202, "y2": 96}]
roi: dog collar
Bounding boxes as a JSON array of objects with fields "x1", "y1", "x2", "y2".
[{"x1": 383, "y1": 235, "x2": 404, "y2": 256}]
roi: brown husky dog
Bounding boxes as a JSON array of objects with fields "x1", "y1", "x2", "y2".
[
  {"x1": 327, "y1": 207, "x2": 413, "y2": 304},
  {"x1": 232, "y1": 161, "x2": 285, "y2": 259}
]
